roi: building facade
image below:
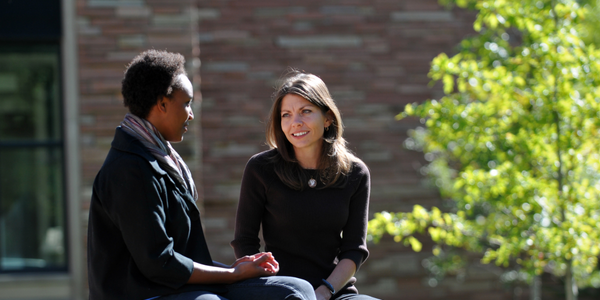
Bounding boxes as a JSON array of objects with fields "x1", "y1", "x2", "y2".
[{"x1": 0, "y1": 0, "x2": 559, "y2": 299}]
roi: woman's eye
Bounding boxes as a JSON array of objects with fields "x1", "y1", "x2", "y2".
[
  {"x1": 302, "y1": 109, "x2": 311, "y2": 114},
  {"x1": 281, "y1": 113, "x2": 289, "y2": 118}
]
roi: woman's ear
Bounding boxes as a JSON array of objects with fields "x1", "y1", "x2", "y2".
[
  {"x1": 157, "y1": 96, "x2": 169, "y2": 113},
  {"x1": 325, "y1": 110, "x2": 334, "y2": 128}
]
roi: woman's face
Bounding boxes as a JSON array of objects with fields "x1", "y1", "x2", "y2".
[
  {"x1": 280, "y1": 93, "x2": 332, "y2": 156},
  {"x1": 160, "y1": 74, "x2": 194, "y2": 142}
]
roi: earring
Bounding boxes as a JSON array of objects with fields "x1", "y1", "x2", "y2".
[{"x1": 325, "y1": 126, "x2": 329, "y2": 131}]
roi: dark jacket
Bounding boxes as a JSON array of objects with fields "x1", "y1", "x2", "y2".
[{"x1": 87, "y1": 127, "x2": 226, "y2": 300}]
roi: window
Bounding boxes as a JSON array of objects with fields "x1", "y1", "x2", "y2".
[{"x1": 0, "y1": 45, "x2": 67, "y2": 272}]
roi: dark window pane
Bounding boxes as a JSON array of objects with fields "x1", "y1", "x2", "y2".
[
  {"x1": 0, "y1": 45, "x2": 66, "y2": 272},
  {"x1": 0, "y1": 0, "x2": 61, "y2": 40},
  {"x1": 0, "y1": 46, "x2": 62, "y2": 142}
]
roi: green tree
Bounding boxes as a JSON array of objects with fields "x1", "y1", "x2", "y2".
[
  {"x1": 580, "y1": 0, "x2": 600, "y2": 46},
  {"x1": 368, "y1": 1, "x2": 600, "y2": 299}
]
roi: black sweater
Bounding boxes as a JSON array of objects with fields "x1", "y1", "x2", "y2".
[{"x1": 231, "y1": 149, "x2": 370, "y2": 293}]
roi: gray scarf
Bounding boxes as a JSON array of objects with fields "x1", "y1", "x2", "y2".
[{"x1": 120, "y1": 113, "x2": 198, "y2": 201}]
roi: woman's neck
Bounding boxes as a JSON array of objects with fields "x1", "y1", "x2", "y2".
[{"x1": 294, "y1": 148, "x2": 320, "y2": 169}]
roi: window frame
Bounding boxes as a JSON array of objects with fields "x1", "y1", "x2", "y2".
[{"x1": 0, "y1": 0, "x2": 84, "y2": 299}]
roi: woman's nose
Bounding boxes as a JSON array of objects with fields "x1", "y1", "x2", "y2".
[
  {"x1": 292, "y1": 115, "x2": 302, "y2": 126},
  {"x1": 188, "y1": 109, "x2": 194, "y2": 120}
]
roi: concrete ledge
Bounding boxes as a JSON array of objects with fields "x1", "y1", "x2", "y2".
[
  {"x1": 391, "y1": 11, "x2": 454, "y2": 22},
  {"x1": 0, "y1": 274, "x2": 70, "y2": 300},
  {"x1": 276, "y1": 35, "x2": 362, "y2": 48},
  {"x1": 254, "y1": 7, "x2": 306, "y2": 18},
  {"x1": 203, "y1": 62, "x2": 249, "y2": 72},
  {"x1": 88, "y1": 0, "x2": 144, "y2": 7}
]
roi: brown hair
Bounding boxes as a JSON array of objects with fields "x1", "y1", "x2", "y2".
[{"x1": 266, "y1": 70, "x2": 355, "y2": 190}]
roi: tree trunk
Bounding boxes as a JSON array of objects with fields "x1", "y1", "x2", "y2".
[
  {"x1": 530, "y1": 275, "x2": 541, "y2": 300},
  {"x1": 565, "y1": 261, "x2": 578, "y2": 300}
]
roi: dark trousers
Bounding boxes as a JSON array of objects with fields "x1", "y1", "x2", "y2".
[{"x1": 157, "y1": 276, "x2": 316, "y2": 300}]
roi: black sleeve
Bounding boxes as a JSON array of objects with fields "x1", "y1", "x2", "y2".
[
  {"x1": 231, "y1": 156, "x2": 267, "y2": 258},
  {"x1": 337, "y1": 161, "x2": 370, "y2": 271}
]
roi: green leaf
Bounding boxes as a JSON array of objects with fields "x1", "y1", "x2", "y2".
[
  {"x1": 443, "y1": 74, "x2": 455, "y2": 94},
  {"x1": 408, "y1": 236, "x2": 423, "y2": 252}
]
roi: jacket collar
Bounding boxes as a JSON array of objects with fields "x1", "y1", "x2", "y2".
[{"x1": 111, "y1": 127, "x2": 167, "y2": 176}]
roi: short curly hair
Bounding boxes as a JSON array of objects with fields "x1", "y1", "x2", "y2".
[{"x1": 122, "y1": 49, "x2": 187, "y2": 118}]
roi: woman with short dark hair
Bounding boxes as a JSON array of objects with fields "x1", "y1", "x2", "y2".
[{"x1": 88, "y1": 50, "x2": 316, "y2": 300}]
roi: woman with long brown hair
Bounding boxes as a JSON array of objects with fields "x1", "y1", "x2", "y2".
[{"x1": 232, "y1": 70, "x2": 379, "y2": 300}]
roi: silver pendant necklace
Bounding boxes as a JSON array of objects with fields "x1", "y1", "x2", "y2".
[{"x1": 308, "y1": 177, "x2": 317, "y2": 188}]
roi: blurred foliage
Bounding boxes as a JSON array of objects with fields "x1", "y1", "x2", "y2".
[
  {"x1": 579, "y1": 0, "x2": 600, "y2": 46},
  {"x1": 368, "y1": 0, "x2": 600, "y2": 297}
]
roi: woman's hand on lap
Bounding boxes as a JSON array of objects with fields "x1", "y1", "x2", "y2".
[{"x1": 232, "y1": 252, "x2": 279, "y2": 279}]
